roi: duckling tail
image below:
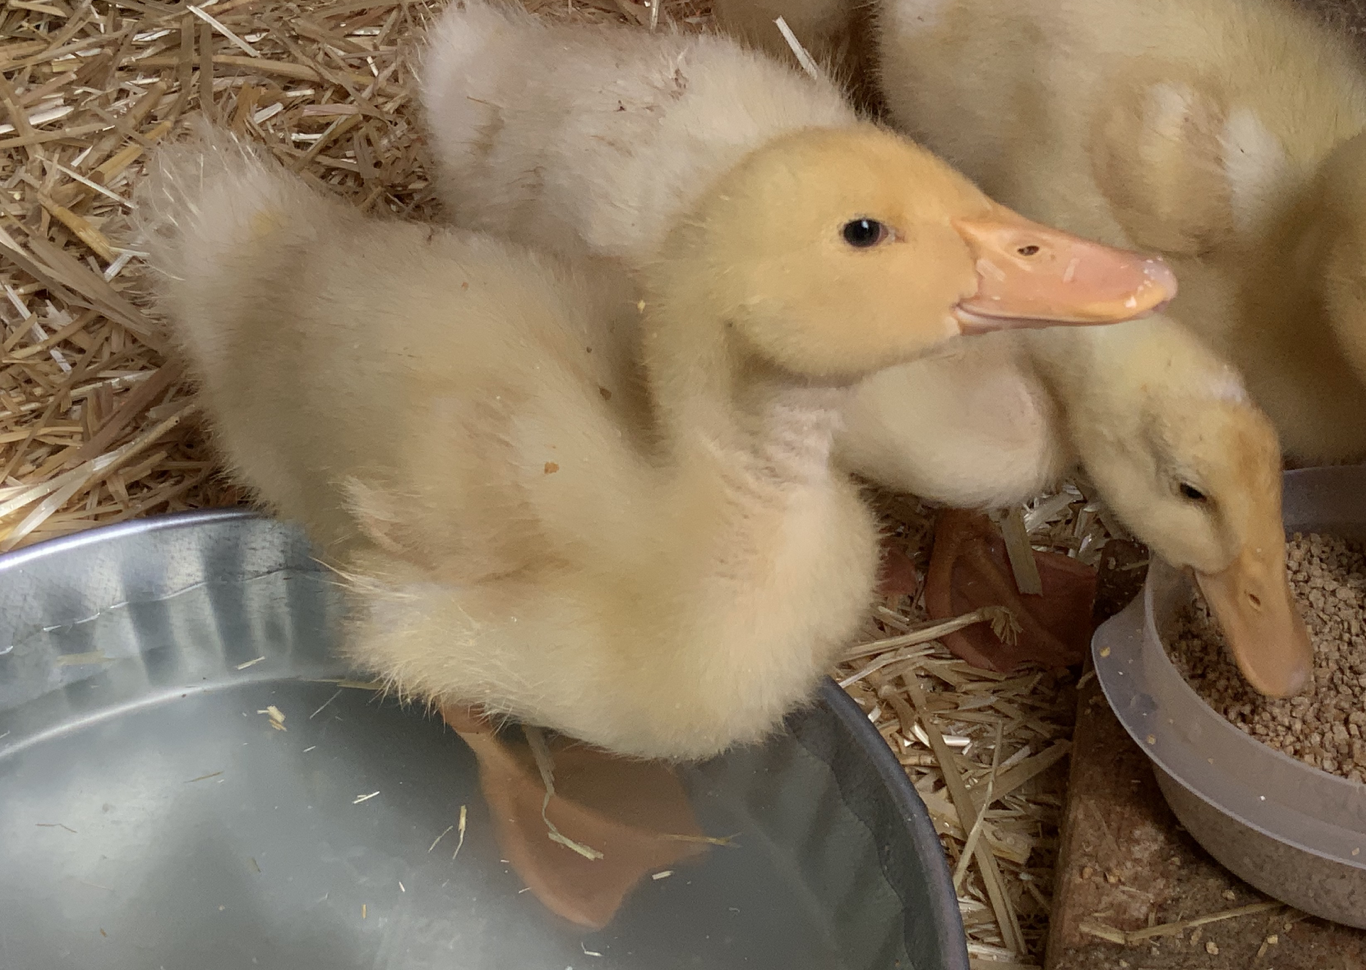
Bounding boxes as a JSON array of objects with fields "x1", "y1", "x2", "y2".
[
  {"x1": 420, "y1": 0, "x2": 529, "y2": 135},
  {"x1": 135, "y1": 119, "x2": 281, "y2": 280},
  {"x1": 131, "y1": 120, "x2": 338, "y2": 366}
]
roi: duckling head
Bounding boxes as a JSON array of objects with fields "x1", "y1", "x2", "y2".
[
  {"x1": 1068, "y1": 325, "x2": 1312, "y2": 698},
  {"x1": 655, "y1": 124, "x2": 1177, "y2": 382}
]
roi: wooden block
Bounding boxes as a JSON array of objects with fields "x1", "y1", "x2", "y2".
[{"x1": 1045, "y1": 667, "x2": 1366, "y2": 969}]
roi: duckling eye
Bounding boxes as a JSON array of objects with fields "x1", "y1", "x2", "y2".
[
  {"x1": 842, "y1": 218, "x2": 889, "y2": 248},
  {"x1": 1179, "y1": 482, "x2": 1208, "y2": 502}
]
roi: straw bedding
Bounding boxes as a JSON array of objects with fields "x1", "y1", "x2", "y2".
[{"x1": 0, "y1": 1, "x2": 1126, "y2": 965}]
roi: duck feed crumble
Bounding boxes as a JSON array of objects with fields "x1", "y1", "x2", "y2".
[{"x1": 1166, "y1": 532, "x2": 1366, "y2": 784}]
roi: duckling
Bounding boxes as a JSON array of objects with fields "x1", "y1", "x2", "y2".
[
  {"x1": 840, "y1": 316, "x2": 1313, "y2": 697},
  {"x1": 135, "y1": 125, "x2": 1166, "y2": 761},
  {"x1": 420, "y1": 1, "x2": 1175, "y2": 319},
  {"x1": 871, "y1": 0, "x2": 1366, "y2": 462},
  {"x1": 417, "y1": 0, "x2": 1309, "y2": 696},
  {"x1": 420, "y1": 0, "x2": 1174, "y2": 318},
  {"x1": 1030, "y1": 317, "x2": 1309, "y2": 696}
]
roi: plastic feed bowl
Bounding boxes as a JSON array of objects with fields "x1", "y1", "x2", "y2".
[{"x1": 1092, "y1": 466, "x2": 1366, "y2": 928}]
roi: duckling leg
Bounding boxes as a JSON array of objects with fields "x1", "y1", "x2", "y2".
[
  {"x1": 440, "y1": 706, "x2": 711, "y2": 930},
  {"x1": 877, "y1": 541, "x2": 921, "y2": 599},
  {"x1": 924, "y1": 510, "x2": 1096, "y2": 671}
]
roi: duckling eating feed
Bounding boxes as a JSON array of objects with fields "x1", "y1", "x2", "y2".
[
  {"x1": 845, "y1": 315, "x2": 1314, "y2": 698},
  {"x1": 134, "y1": 124, "x2": 1166, "y2": 761}
]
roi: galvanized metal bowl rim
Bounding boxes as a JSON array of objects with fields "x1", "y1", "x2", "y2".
[
  {"x1": 0, "y1": 509, "x2": 970, "y2": 970},
  {"x1": 0, "y1": 506, "x2": 259, "y2": 571},
  {"x1": 816, "y1": 681, "x2": 969, "y2": 970}
]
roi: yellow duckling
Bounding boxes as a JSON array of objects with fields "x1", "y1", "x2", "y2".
[
  {"x1": 870, "y1": 0, "x2": 1366, "y2": 463},
  {"x1": 843, "y1": 316, "x2": 1312, "y2": 697},
  {"x1": 134, "y1": 124, "x2": 1165, "y2": 760}
]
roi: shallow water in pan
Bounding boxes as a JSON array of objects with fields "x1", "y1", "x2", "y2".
[{"x1": 0, "y1": 517, "x2": 935, "y2": 970}]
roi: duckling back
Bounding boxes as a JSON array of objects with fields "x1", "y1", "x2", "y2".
[
  {"x1": 875, "y1": 0, "x2": 1366, "y2": 251},
  {"x1": 421, "y1": 0, "x2": 856, "y2": 262}
]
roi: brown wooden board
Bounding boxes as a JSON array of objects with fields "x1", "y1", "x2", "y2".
[{"x1": 1045, "y1": 666, "x2": 1366, "y2": 970}]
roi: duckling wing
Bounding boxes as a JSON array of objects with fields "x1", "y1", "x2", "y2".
[{"x1": 135, "y1": 127, "x2": 648, "y2": 575}]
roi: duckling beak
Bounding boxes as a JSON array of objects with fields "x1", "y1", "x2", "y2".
[
  {"x1": 1193, "y1": 544, "x2": 1314, "y2": 699},
  {"x1": 950, "y1": 213, "x2": 1178, "y2": 333}
]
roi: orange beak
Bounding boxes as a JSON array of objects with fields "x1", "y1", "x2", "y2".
[
  {"x1": 950, "y1": 212, "x2": 1177, "y2": 333},
  {"x1": 1193, "y1": 536, "x2": 1314, "y2": 699}
]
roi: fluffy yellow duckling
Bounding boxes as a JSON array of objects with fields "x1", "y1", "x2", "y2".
[
  {"x1": 871, "y1": 0, "x2": 1366, "y2": 463},
  {"x1": 840, "y1": 315, "x2": 1312, "y2": 698},
  {"x1": 1027, "y1": 319, "x2": 1305, "y2": 696},
  {"x1": 134, "y1": 125, "x2": 1164, "y2": 760},
  {"x1": 417, "y1": 1, "x2": 1309, "y2": 696}
]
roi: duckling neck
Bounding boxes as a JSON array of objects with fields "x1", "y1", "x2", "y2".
[{"x1": 638, "y1": 291, "x2": 848, "y2": 485}]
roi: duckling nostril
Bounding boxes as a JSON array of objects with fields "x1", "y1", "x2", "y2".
[
  {"x1": 1016, "y1": 244, "x2": 1040, "y2": 257},
  {"x1": 1247, "y1": 592, "x2": 1263, "y2": 609}
]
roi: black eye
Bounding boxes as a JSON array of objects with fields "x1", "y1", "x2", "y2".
[
  {"x1": 1179, "y1": 483, "x2": 1207, "y2": 502},
  {"x1": 842, "y1": 218, "x2": 888, "y2": 248}
]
